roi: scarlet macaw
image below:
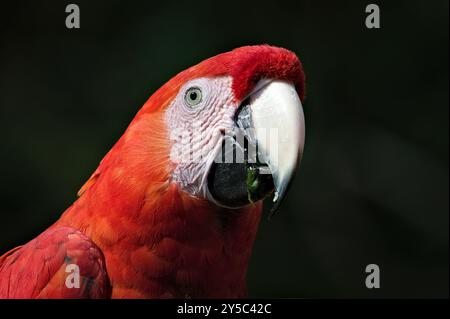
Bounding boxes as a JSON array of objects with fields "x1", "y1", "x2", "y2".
[{"x1": 0, "y1": 45, "x2": 306, "y2": 298}]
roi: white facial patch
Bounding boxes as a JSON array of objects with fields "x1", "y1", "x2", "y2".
[{"x1": 164, "y1": 76, "x2": 236, "y2": 197}]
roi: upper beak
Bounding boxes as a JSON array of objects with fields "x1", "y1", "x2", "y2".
[
  {"x1": 206, "y1": 79, "x2": 305, "y2": 213},
  {"x1": 242, "y1": 79, "x2": 305, "y2": 212}
]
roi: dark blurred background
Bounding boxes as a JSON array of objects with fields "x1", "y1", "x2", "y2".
[{"x1": 0, "y1": 0, "x2": 448, "y2": 298}]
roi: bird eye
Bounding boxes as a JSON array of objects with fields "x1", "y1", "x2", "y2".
[{"x1": 184, "y1": 87, "x2": 203, "y2": 108}]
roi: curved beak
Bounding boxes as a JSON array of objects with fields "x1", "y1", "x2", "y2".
[
  {"x1": 245, "y1": 80, "x2": 305, "y2": 212},
  {"x1": 207, "y1": 79, "x2": 305, "y2": 213}
]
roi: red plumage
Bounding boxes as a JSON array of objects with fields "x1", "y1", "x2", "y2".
[{"x1": 0, "y1": 45, "x2": 305, "y2": 298}]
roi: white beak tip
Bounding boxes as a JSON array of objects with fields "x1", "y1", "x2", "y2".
[{"x1": 248, "y1": 80, "x2": 305, "y2": 214}]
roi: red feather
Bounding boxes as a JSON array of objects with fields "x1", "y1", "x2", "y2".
[{"x1": 0, "y1": 45, "x2": 304, "y2": 298}]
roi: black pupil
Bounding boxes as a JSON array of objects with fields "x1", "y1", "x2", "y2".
[{"x1": 190, "y1": 91, "x2": 198, "y2": 101}]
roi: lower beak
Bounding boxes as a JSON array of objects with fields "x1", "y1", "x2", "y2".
[{"x1": 207, "y1": 80, "x2": 305, "y2": 213}]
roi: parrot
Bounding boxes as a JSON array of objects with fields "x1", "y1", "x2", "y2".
[{"x1": 0, "y1": 45, "x2": 306, "y2": 298}]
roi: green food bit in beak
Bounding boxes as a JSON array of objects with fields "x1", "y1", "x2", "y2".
[{"x1": 246, "y1": 164, "x2": 274, "y2": 203}]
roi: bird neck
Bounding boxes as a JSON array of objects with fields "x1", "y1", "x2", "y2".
[
  {"x1": 54, "y1": 110, "x2": 262, "y2": 297},
  {"x1": 56, "y1": 173, "x2": 262, "y2": 298}
]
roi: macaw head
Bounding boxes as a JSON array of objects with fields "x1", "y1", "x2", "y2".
[
  {"x1": 79, "y1": 45, "x2": 305, "y2": 215},
  {"x1": 71, "y1": 45, "x2": 306, "y2": 297}
]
